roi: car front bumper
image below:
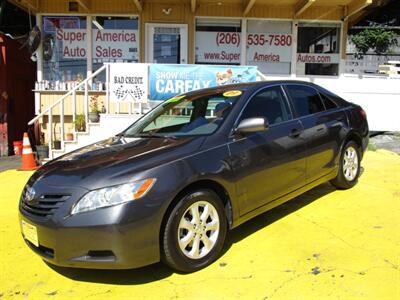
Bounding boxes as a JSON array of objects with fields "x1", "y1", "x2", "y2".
[{"x1": 19, "y1": 194, "x2": 164, "y2": 269}]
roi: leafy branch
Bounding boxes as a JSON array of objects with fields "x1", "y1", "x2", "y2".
[{"x1": 351, "y1": 28, "x2": 398, "y2": 58}]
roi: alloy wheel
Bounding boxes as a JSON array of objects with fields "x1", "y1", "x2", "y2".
[
  {"x1": 343, "y1": 146, "x2": 359, "y2": 181},
  {"x1": 177, "y1": 201, "x2": 220, "y2": 259}
]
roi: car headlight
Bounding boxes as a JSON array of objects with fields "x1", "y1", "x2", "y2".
[{"x1": 71, "y1": 178, "x2": 156, "y2": 215}]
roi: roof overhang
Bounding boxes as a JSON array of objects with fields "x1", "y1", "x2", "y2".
[{"x1": 6, "y1": 0, "x2": 385, "y2": 22}]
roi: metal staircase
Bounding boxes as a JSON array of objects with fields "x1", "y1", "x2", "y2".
[{"x1": 28, "y1": 64, "x2": 145, "y2": 160}]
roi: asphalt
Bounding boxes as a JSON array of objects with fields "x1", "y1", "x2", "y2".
[
  {"x1": 0, "y1": 155, "x2": 21, "y2": 172},
  {"x1": 0, "y1": 149, "x2": 399, "y2": 299},
  {"x1": 369, "y1": 132, "x2": 400, "y2": 154}
]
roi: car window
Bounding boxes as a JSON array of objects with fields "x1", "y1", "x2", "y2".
[
  {"x1": 285, "y1": 85, "x2": 325, "y2": 117},
  {"x1": 317, "y1": 86, "x2": 347, "y2": 107},
  {"x1": 123, "y1": 90, "x2": 242, "y2": 137},
  {"x1": 241, "y1": 86, "x2": 291, "y2": 125},
  {"x1": 319, "y1": 92, "x2": 338, "y2": 110}
]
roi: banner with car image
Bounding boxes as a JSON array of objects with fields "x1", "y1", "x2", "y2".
[{"x1": 149, "y1": 65, "x2": 257, "y2": 101}]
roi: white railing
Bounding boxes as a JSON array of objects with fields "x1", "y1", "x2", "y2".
[{"x1": 28, "y1": 65, "x2": 107, "y2": 159}]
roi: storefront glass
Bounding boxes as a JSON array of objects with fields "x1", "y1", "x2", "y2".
[
  {"x1": 246, "y1": 20, "x2": 292, "y2": 75},
  {"x1": 296, "y1": 22, "x2": 341, "y2": 76},
  {"x1": 42, "y1": 16, "x2": 87, "y2": 83},
  {"x1": 195, "y1": 18, "x2": 241, "y2": 65},
  {"x1": 92, "y1": 17, "x2": 139, "y2": 66},
  {"x1": 92, "y1": 16, "x2": 139, "y2": 83}
]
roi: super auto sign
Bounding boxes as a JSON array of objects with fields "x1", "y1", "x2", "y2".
[
  {"x1": 195, "y1": 31, "x2": 292, "y2": 64},
  {"x1": 56, "y1": 28, "x2": 138, "y2": 60}
]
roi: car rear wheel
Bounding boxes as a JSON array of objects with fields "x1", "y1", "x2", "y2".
[
  {"x1": 331, "y1": 141, "x2": 361, "y2": 189},
  {"x1": 162, "y1": 189, "x2": 227, "y2": 272}
]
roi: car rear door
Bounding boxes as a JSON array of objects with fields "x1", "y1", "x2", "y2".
[
  {"x1": 284, "y1": 84, "x2": 348, "y2": 183},
  {"x1": 228, "y1": 85, "x2": 307, "y2": 216}
]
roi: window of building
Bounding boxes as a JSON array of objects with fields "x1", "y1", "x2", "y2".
[
  {"x1": 42, "y1": 16, "x2": 87, "y2": 82},
  {"x1": 91, "y1": 16, "x2": 139, "y2": 83},
  {"x1": 195, "y1": 18, "x2": 241, "y2": 65},
  {"x1": 241, "y1": 86, "x2": 291, "y2": 124},
  {"x1": 296, "y1": 22, "x2": 341, "y2": 76},
  {"x1": 285, "y1": 85, "x2": 325, "y2": 117},
  {"x1": 246, "y1": 20, "x2": 292, "y2": 75}
]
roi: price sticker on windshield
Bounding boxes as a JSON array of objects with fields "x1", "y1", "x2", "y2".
[
  {"x1": 223, "y1": 90, "x2": 242, "y2": 97},
  {"x1": 165, "y1": 95, "x2": 186, "y2": 104}
]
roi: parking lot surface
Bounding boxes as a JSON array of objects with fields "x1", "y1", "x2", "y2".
[{"x1": 1, "y1": 150, "x2": 399, "y2": 300}]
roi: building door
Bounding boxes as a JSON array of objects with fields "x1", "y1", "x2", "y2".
[{"x1": 145, "y1": 23, "x2": 188, "y2": 64}]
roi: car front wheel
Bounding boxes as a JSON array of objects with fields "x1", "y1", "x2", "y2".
[
  {"x1": 331, "y1": 141, "x2": 361, "y2": 189},
  {"x1": 162, "y1": 189, "x2": 227, "y2": 272}
]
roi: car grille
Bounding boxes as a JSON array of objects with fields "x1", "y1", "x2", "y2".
[{"x1": 20, "y1": 192, "x2": 70, "y2": 218}]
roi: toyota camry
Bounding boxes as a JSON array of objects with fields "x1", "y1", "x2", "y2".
[{"x1": 19, "y1": 81, "x2": 369, "y2": 272}]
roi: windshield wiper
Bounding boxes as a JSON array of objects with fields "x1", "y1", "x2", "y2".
[
  {"x1": 136, "y1": 133, "x2": 165, "y2": 138},
  {"x1": 120, "y1": 132, "x2": 180, "y2": 139}
]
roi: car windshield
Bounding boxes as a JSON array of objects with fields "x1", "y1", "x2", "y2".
[{"x1": 122, "y1": 89, "x2": 244, "y2": 138}]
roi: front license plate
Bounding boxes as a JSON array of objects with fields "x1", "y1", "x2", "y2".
[{"x1": 21, "y1": 220, "x2": 39, "y2": 247}]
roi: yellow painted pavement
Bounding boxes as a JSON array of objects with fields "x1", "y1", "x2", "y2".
[{"x1": 0, "y1": 150, "x2": 399, "y2": 299}]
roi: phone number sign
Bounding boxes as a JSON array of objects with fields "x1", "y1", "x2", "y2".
[
  {"x1": 247, "y1": 33, "x2": 292, "y2": 63},
  {"x1": 195, "y1": 31, "x2": 292, "y2": 64}
]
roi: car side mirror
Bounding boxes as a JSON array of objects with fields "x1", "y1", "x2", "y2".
[{"x1": 236, "y1": 117, "x2": 269, "y2": 134}]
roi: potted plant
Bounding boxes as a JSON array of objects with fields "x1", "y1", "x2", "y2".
[
  {"x1": 89, "y1": 95, "x2": 100, "y2": 123},
  {"x1": 51, "y1": 122, "x2": 62, "y2": 149},
  {"x1": 74, "y1": 113, "x2": 86, "y2": 132},
  {"x1": 65, "y1": 132, "x2": 74, "y2": 141},
  {"x1": 36, "y1": 133, "x2": 49, "y2": 160},
  {"x1": 53, "y1": 140, "x2": 61, "y2": 150}
]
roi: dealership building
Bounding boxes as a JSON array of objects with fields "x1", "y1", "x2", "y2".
[
  {"x1": 1, "y1": 0, "x2": 399, "y2": 158},
  {"x1": 20, "y1": 0, "x2": 371, "y2": 80}
]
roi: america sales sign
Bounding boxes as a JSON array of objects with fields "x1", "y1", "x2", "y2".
[{"x1": 55, "y1": 28, "x2": 139, "y2": 61}]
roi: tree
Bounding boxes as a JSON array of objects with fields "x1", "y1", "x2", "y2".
[{"x1": 351, "y1": 27, "x2": 398, "y2": 58}]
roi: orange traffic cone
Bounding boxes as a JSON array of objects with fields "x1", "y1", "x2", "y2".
[{"x1": 18, "y1": 133, "x2": 38, "y2": 171}]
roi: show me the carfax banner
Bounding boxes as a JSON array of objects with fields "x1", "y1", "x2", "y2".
[{"x1": 149, "y1": 64, "x2": 258, "y2": 101}]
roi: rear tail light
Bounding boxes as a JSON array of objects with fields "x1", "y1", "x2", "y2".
[{"x1": 360, "y1": 108, "x2": 367, "y2": 120}]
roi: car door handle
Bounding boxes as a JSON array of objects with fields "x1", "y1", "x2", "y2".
[
  {"x1": 336, "y1": 115, "x2": 345, "y2": 121},
  {"x1": 289, "y1": 128, "x2": 302, "y2": 138}
]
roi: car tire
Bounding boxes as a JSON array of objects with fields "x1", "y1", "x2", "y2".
[
  {"x1": 330, "y1": 141, "x2": 361, "y2": 189},
  {"x1": 162, "y1": 189, "x2": 227, "y2": 272}
]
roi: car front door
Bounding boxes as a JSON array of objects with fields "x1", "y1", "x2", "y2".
[
  {"x1": 228, "y1": 85, "x2": 307, "y2": 216},
  {"x1": 284, "y1": 84, "x2": 348, "y2": 183}
]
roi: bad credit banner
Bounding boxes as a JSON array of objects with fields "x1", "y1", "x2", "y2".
[
  {"x1": 149, "y1": 64, "x2": 257, "y2": 100},
  {"x1": 109, "y1": 63, "x2": 148, "y2": 103}
]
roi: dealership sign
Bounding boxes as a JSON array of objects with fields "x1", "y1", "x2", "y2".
[
  {"x1": 246, "y1": 33, "x2": 292, "y2": 63},
  {"x1": 297, "y1": 53, "x2": 340, "y2": 64},
  {"x1": 149, "y1": 64, "x2": 257, "y2": 100},
  {"x1": 196, "y1": 31, "x2": 293, "y2": 64},
  {"x1": 196, "y1": 32, "x2": 241, "y2": 64},
  {"x1": 109, "y1": 63, "x2": 148, "y2": 102},
  {"x1": 56, "y1": 28, "x2": 139, "y2": 61}
]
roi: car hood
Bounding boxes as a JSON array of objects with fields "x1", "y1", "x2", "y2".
[{"x1": 29, "y1": 135, "x2": 205, "y2": 190}]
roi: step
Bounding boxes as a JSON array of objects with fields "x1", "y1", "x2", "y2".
[{"x1": 49, "y1": 114, "x2": 142, "y2": 159}]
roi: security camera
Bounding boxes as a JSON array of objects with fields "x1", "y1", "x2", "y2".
[
  {"x1": 30, "y1": 53, "x2": 37, "y2": 62},
  {"x1": 162, "y1": 8, "x2": 172, "y2": 15}
]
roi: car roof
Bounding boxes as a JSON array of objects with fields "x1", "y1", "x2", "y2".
[{"x1": 184, "y1": 80, "x2": 318, "y2": 97}]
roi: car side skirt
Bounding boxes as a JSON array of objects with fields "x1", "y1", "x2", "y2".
[{"x1": 231, "y1": 169, "x2": 338, "y2": 229}]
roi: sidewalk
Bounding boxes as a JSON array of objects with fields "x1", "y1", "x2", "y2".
[{"x1": 0, "y1": 155, "x2": 21, "y2": 172}]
